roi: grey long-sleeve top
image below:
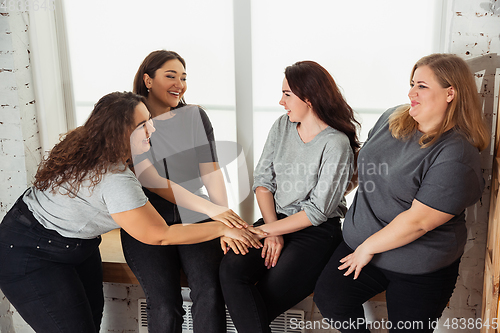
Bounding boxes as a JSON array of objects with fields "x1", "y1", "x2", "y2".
[{"x1": 253, "y1": 114, "x2": 354, "y2": 226}]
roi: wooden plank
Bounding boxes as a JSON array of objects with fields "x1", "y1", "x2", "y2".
[
  {"x1": 99, "y1": 229, "x2": 139, "y2": 284},
  {"x1": 483, "y1": 175, "x2": 500, "y2": 332},
  {"x1": 482, "y1": 86, "x2": 500, "y2": 333},
  {"x1": 482, "y1": 251, "x2": 499, "y2": 333},
  {"x1": 99, "y1": 229, "x2": 188, "y2": 286},
  {"x1": 100, "y1": 229, "x2": 126, "y2": 263},
  {"x1": 102, "y1": 262, "x2": 140, "y2": 284},
  {"x1": 369, "y1": 291, "x2": 386, "y2": 302}
]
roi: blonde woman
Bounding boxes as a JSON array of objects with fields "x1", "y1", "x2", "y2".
[{"x1": 314, "y1": 53, "x2": 489, "y2": 333}]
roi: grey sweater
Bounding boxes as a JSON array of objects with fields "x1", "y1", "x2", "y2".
[{"x1": 253, "y1": 114, "x2": 354, "y2": 226}]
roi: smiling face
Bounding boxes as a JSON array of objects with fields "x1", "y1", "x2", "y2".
[
  {"x1": 144, "y1": 59, "x2": 187, "y2": 112},
  {"x1": 130, "y1": 102, "x2": 155, "y2": 156},
  {"x1": 408, "y1": 65, "x2": 455, "y2": 133},
  {"x1": 279, "y1": 78, "x2": 311, "y2": 123}
]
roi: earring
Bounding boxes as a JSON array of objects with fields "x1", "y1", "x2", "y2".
[{"x1": 147, "y1": 88, "x2": 150, "y2": 93}]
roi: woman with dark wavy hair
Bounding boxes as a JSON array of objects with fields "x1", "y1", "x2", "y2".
[
  {"x1": 219, "y1": 61, "x2": 360, "y2": 333},
  {"x1": 314, "y1": 53, "x2": 489, "y2": 333},
  {"x1": 0, "y1": 91, "x2": 263, "y2": 333}
]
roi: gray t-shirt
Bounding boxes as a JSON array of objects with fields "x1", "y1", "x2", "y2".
[
  {"x1": 132, "y1": 105, "x2": 217, "y2": 224},
  {"x1": 253, "y1": 114, "x2": 354, "y2": 226},
  {"x1": 23, "y1": 165, "x2": 148, "y2": 239},
  {"x1": 343, "y1": 107, "x2": 484, "y2": 274}
]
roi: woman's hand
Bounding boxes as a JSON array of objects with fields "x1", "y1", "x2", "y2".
[
  {"x1": 338, "y1": 200, "x2": 455, "y2": 280},
  {"x1": 338, "y1": 244, "x2": 374, "y2": 280},
  {"x1": 222, "y1": 225, "x2": 266, "y2": 249},
  {"x1": 261, "y1": 236, "x2": 284, "y2": 269},
  {"x1": 209, "y1": 206, "x2": 249, "y2": 229},
  {"x1": 247, "y1": 226, "x2": 268, "y2": 239},
  {"x1": 220, "y1": 237, "x2": 250, "y2": 255}
]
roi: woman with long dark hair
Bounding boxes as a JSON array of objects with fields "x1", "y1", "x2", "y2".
[
  {"x1": 0, "y1": 91, "x2": 263, "y2": 333},
  {"x1": 121, "y1": 50, "x2": 250, "y2": 333},
  {"x1": 219, "y1": 61, "x2": 360, "y2": 333}
]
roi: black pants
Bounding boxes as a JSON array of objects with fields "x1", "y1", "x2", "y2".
[
  {"x1": 0, "y1": 196, "x2": 103, "y2": 333},
  {"x1": 314, "y1": 241, "x2": 460, "y2": 333},
  {"x1": 121, "y1": 229, "x2": 225, "y2": 333},
  {"x1": 219, "y1": 215, "x2": 342, "y2": 333}
]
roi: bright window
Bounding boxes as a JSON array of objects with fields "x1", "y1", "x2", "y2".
[{"x1": 62, "y1": 0, "x2": 444, "y2": 212}]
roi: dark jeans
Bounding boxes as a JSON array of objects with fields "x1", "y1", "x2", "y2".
[
  {"x1": 0, "y1": 196, "x2": 104, "y2": 333},
  {"x1": 314, "y1": 241, "x2": 460, "y2": 333},
  {"x1": 219, "y1": 215, "x2": 342, "y2": 333},
  {"x1": 121, "y1": 228, "x2": 225, "y2": 333}
]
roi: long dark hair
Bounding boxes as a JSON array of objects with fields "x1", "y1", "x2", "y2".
[
  {"x1": 285, "y1": 61, "x2": 360, "y2": 152},
  {"x1": 34, "y1": 92, "x2": 146, "y2": 195},
  {"x1": 133, "y1": 50, "x2": 187, "y2": 108}
]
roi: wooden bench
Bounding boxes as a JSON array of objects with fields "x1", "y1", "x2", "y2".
[
  {"x1": 100, "y1": 229, "x2": 139, "y2": 284},
  {"x1": 99, "y1": 229, "x2": 386, "y2": 301},
  {"x1": 100, "y1": 229, "x2": 190, "y2": 286}
]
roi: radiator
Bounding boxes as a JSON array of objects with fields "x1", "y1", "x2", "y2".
[{"x1": 138, "y1": 298, "x2": 305, "y2": 333}]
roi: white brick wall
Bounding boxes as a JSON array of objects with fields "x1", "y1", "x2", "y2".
[
  {"x1": 0, "y1": 10, "x2": 40, "y2": 217},
  {"x1": 0, "y1": 9, "x2": 42, "y2": 333}
]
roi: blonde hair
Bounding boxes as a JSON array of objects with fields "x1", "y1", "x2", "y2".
[{"x1": 389, "y1": 53, "x2": 489, "y2": 150}]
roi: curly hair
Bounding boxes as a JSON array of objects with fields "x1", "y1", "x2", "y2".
[
  {"x1": 33, "y1": 91, "x2": 146, "y2": 195},
  {"x1": 284, "y1": 61, "x2": 360, "y2": 152}
]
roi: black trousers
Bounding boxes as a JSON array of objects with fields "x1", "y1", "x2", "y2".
[
  {"x1": 121, "y1": 226, "x2": 225, "y2": 333},
  {"x1": 0, "y1": 196, "x2": 103, "y2": 333},
  {"x1": 314, "y1": 241, "x2": 460, "y2": 333},
  {"x1": 219, "y1": 215, "x2": 342, "y2": 333}
]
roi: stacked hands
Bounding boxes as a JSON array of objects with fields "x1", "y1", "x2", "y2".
[
  {"x1": 213, "y1": 207, "x2": 369, "y2": 275},
  {"x1": 210, "y1": 207, "x2": 280, "y2": 268},
  {"x1": 212, "y1": 203, "x2": 363, "y2": 274}
]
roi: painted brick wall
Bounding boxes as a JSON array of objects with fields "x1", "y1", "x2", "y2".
[
  {"x1": 0, "y1": 11, "x2": 39, "y2": 216},
  {"x1": 0, "y1": 8, "x2": 42, "y2": 333}
]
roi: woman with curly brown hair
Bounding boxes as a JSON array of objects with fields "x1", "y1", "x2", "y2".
[{"x1": 0, "y1": 91, "x2": 264, "y2": 333}]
